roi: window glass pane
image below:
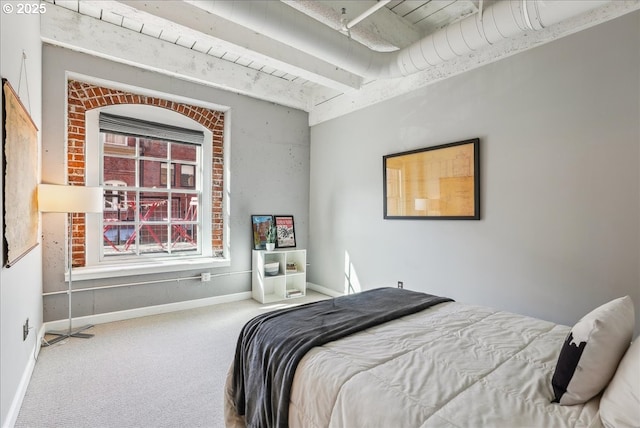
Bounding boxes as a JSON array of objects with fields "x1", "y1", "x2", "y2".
[
  {"x1": 140, "y1": 192, "x2": 170, "y2": 222},
  {"x1": 100, "y1": 130, "x2": 205, "y2": 259},
  {"x1": 137, "y1": 224, "x2": 168, "y2": 254},
  {"x1": 104, "y1": 157, "x2": 135, "y2": 185},
  {"x1": 169, "y1": 193, "x2": 198, "y2": 253},
  {"x1": 103, "y1": 187, "x2": 132, "y2": 216},
  {"x1": 104, "y1": 135, "x2": 135, "y2": 156},
  {"x1": 171, "y1": 142, "x2": 197, "y2": 162},
  {"x1": 177, "y1": 164, "x2": 196, "y2": 189},
  {"x1": 140, "y1": 159, "x2": 170, "y2": 188},
  {"x1": 102, "y1": 188, "x2": 135, "y2": 256},
  {"x1": 171, "y1": 193, "x2": 198, "y2": 222},
  {"x1": 140, "y1": 139, "x2": 168, "y2": 159},
  {"x1": 160, "y1": 163, "x2": 175, "y2": 187},
  {"x1": 104, "y1": 133, "x2": 127, "y2": 146},
  {"x1": 137, "y1": 193, "x2": 169, "y2": 254},
  {"x1": 171, "y1": 221, "x2": 199, "y2": 253}
]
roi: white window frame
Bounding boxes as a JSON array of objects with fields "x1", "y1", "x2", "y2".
[
  {"x1": 82, "y1": 105, "x2": 229, "y2": 280},
  {"x1": 100, "y1": 134, "x2": 202, "y2": 259}
]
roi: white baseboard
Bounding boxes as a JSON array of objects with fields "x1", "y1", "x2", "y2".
[
  {"x1": 12, "y1": 287, "x2": 337, "y2": 428},
  {"x1": 3, "y1": 339, "x2": 39, "y2": 428},
  {"x1": 42, "y1": 285, "x2": 339, "y2": 333},
  {"x1": 43, "y1": 291, "x2": 252, "y2": 333},
  {"x1": 7, "y1": 292, "x2": 251, "y2": 428},
  {"x1": 307, "y1": 282, "x2": 344, "y2": 297}
]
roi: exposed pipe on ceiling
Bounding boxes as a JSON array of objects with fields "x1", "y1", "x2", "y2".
[
  {"x1": 186, "y1": 0, "x2": 611, "y2": 79},
  {"x1": 390, "y1": 0, "x2": 609, "y2": 76}
]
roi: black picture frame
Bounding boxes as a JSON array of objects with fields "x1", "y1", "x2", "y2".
[
  {"x1": 274, "y1": 215, "x2": 296, "y2": 248},
  {"x1": 251, "y1": 215, "x2": 274, "y2": 250},
  {"x1": 383, "y1": 138, "x2": 480, "y2": 220}
]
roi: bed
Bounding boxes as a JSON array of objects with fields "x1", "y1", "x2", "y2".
[{"x1": 225, "y1": 288, "x2": 638, "y2": 428}]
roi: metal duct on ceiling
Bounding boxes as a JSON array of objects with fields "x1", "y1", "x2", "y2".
[{"x1": 186, "y1": 0, "x2": 610, "y2": 79}]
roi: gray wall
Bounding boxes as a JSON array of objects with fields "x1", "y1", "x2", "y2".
[
  {"x1": 309, "y1": 12, "x2": 640, "y2": 332},
  {"x1": 42, "y1": 45, "x2": 310, "y2": 321},
  {"x1": 0, "y1": 9, "x2": 43, "y2": 427}
]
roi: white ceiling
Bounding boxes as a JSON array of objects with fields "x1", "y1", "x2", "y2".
[{"x1": 41, "y1": 0, "x2": 639, "y2": 125}]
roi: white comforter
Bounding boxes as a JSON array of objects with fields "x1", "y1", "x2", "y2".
[{"x1": 226, "y1": 301, "x2": 602, "y2": 428}]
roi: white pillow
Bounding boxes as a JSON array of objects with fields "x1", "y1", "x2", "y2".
[
  {"x1": 551, "y1": 296, "x2": 634, "y2": 405},
  {"x1": 600, "y1": 338, "x2": 640, "y2": 428}
]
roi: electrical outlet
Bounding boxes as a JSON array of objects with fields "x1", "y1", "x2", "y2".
[
  {"x1": 23, "y1": 318, "x2": 29, "y2": 341},
  {"x1": 201, "y1": 272, "x2": 211, "y2": 282},
  {"x1": 397, "y1": 281, "x2": 403, "y2": 289}
]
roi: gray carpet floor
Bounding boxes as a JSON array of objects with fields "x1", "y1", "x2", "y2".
[{"x1": 15, "y1": 291, "x2": 329, "y2": 428}]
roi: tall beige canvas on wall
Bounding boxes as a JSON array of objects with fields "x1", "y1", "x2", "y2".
[{"x1": 2, "y1": 79, "x2": 39, "y2": 267}]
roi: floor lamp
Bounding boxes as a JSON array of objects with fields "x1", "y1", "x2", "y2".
[{"x1": 38, "y1": 183, "x2": 103, "y2": 346}]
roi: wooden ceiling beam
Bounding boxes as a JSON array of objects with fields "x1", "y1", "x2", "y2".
[{"x1": 41, "y1": 4, "x2": 312, "y2": 111}]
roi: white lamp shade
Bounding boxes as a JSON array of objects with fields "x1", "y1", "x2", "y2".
[{"x1": 38, "y1": 184, "x2": 104, "y2": 213}]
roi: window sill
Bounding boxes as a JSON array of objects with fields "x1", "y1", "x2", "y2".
[{"x1": 68, "y1": 257, "x2": 230, "y2": 282}]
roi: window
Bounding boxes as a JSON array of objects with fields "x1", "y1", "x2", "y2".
[
  {"x1": 68, "y1": 81, "x2": 227, "y2": 277},
  {"x1": 97, "y1": 112, "x2": 211, "y2": 261}
]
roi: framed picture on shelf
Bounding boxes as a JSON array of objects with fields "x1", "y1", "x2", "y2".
[
  {"x1": 251, "y1": 215, "x2": 274, "y2": 250},
  {"x1": 274, "y1": 215, "x2": 296, "y2": 248}
]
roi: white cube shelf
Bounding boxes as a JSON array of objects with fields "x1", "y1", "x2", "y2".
[{"x1": 252, "y1": 249, "x2": 306, "y2": 303}]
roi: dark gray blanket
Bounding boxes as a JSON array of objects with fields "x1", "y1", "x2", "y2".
[{"x1": 231, "y1": 287, "x2": 453, "y2": 428}]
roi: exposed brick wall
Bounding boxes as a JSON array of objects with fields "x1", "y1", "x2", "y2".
[{"x1": 67, "y1": 80, "x2": 224, "y2": 267}]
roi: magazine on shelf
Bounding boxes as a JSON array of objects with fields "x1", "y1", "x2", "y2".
[{"x1": 286, "y1": 289, "x2": 302, "y2": 298}]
